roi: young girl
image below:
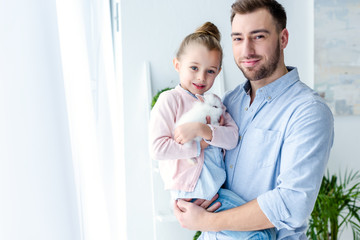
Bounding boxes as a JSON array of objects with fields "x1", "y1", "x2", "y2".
[{"x1": 149, "y1": 22, "x2": 276, "y2": 239}]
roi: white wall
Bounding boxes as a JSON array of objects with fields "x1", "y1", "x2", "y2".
[
  {"x1": 320, "y1": 117, "x2": 360, "y2": 239},
  {"x1": 120, "y1": 0, "x2": 314, "y2": 97},
  {"x1": 0, "y1": 1, "x2": 80, "y2": 240},
  {"x1": 280, "y1": 0, "x2": 314, "y2": 88},
  {"x1": 327, "y1": 116, "x2": 360, "y2": 171},
  {"x1": 327, "y1": 117, "x2": 360, "y2": 240},
  {"x1": 120, "y1": 1, "x2": 315, "y2": 239},
  {"x1": 1, "y1": 1, "x2": 357, "y2": 240}
]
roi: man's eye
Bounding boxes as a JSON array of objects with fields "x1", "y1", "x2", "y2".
[
  {"x1": 233, "y1": 37, "x2": 242, "y2": 41},
  {"x1": 255, "y1": 35, "x2": 264, "y2": 40}
]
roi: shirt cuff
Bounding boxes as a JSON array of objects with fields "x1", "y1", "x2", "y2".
[
  {"x1": 196, "y1": 140, "x2": 201, "y2": 157},
  {"x1": 204, "y1": 124, "x2": 215, "y2": 144},
  {"x1": 257, "y1": 189, "x2": 292, "y2": 231}
]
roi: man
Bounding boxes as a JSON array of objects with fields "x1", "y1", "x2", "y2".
[{"x1": 174, "y1": 0, "x2": 334, "y2": 239}]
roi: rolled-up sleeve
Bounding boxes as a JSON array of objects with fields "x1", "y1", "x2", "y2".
[{"x1": 258, "y1": 100, "x2": 334, "y2": 230}]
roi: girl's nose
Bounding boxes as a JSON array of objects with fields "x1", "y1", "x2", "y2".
[{"x1": 197, "y1": 71, "x2": 206, "y2": 82}]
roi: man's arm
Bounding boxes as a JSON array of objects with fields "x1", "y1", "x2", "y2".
[
  {"x1": 174, "y1": 198, "x2": 274, "y2": 232},
  {"x1": 174, "y1": 100, "x2": 334, "y2": 233}
]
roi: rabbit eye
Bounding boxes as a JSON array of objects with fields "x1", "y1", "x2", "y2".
[{"x1": 213, "y1": 105, "x2": 218, "y2": 108}]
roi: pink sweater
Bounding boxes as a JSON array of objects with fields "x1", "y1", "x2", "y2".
[{"x1": 149, "y1": 86, "x2": 239, "y2": 192}]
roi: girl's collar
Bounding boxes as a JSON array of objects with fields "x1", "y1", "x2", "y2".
[{"x1": 179, "y1": 84, "x2": 201, "y2": 99}]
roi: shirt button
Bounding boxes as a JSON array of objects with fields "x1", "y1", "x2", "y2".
[
  {"x1": 245, "y1": 107, "x2": 248, "y2": 111},
  {"x1": 230, "y1": 165, "x2": 234, "y2": 169},
  {"x1": 268, "y1": 96, "x2": 272, "y2": 100},
  {"x1": 239, "y1": 135, "x2": 242, "y2": 141}
]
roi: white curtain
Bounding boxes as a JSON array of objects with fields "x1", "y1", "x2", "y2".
[{"x1": 56, "y1": 0, "x2": 126, "y2": 239}]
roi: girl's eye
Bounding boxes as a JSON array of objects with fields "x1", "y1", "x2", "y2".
[
  {"x1": 191, "y1": 66, "x2": 198, "y2": 71},
  {"x1": 207, "y1": 70, "x2": 216, "y2": 74}
]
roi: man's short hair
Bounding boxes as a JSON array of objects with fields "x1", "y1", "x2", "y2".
[{"x1": 231, "y1": 0, "x2": 287, "y2": 32}]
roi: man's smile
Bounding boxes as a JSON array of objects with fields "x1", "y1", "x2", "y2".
[{"x1": 241, "y1": 59, "x2": 260, "y2": 68}]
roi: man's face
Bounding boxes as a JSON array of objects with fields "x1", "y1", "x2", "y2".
[{"x1": 231, "y1": 9, "x2": 285, "y2": 82}]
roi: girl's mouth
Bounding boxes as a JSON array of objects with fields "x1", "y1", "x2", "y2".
[{"x1": 193, "y1": 83, "x2": 205, "y2": 89}]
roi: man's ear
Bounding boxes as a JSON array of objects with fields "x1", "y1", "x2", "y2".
[
  {"x1": 280, "y1": 28, "x2": 289, "y2": 50},
  {"x1": 173, "y1": 58, "x2": 180, "y2": 72}
]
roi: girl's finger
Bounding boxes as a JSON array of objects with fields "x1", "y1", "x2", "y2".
[{"x1": 207, "y1": 201, "x2": 221, "y2": 212}]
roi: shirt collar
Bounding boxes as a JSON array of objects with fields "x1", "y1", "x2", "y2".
[
  {"x1": 243, "y1": 66, "x2": 299, "y2": 102},
  {"x1": 178, "y1": 84, "x2": 200, "y2": 99},
  {"x1": 177, "y1": 84, "x2": 199, "y2": 99}
]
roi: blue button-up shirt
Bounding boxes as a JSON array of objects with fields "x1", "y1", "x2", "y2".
[{"x1": 222, "y1": 67, "x2": 334, "y2": 239}]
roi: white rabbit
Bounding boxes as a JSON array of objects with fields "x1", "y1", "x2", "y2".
[{"x1": 176, "y1": 93, "x2": 223, "y2": 145}]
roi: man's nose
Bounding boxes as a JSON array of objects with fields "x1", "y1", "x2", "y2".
[{"x1": 243, "y1": 38, "x2": 255, "y2": 57}]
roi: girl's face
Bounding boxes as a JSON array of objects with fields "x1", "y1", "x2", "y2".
[{"x1": 173, "y1": 43, "x2": 221, "y2": 95}]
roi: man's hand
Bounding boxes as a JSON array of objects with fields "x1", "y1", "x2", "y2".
[
  {"x1": 174, "y1": 199, "x2": 213, "y2": 231},
  {"x1": 174, "y1": 195, "x2": 221, "y2": 231}
]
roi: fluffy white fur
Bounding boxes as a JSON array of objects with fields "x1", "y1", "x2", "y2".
[{"x1": 176, "y1": 93, "x2": 223, "y2": 144}]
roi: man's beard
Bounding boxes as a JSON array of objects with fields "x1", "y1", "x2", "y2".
[{"x1": 238, "y1": 42, "x2": 280, "y2": 81}]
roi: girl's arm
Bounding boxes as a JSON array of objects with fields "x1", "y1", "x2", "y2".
[
  {"x1": 206, "y1": 108, "x2": 239, "y2": 150},
  {"x1": 149, "y1": 92, "x2": 199, "y2": 160},
  {"x1": 173, "y1": 108, "x2": 238, "y2": 150}
]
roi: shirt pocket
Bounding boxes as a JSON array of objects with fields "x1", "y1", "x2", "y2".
[{"x1": 242, "y1": 127, "x2": 281, "y2": 168}]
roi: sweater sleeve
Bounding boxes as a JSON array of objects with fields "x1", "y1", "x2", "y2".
[
  {"x1": 149, "y1": 91, "x2": 199, "y2": 160},
  {"x1": 205, "y1": 105, "x2": 239, "y2": 150}
]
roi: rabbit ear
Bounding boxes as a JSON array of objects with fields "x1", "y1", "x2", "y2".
[{"x1": 195, "y1": 94, "x2": 205, "y2": 103}]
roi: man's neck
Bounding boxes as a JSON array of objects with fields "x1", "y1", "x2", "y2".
[{"x1": 249, "y1": 64, "x2": 288, "y2": 105}]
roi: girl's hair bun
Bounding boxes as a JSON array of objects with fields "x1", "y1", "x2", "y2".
[
  {"x1": 195, "y1": 22, "x2": 221, "y2": 42},
  {"x1": 176, "y1": 21, "x2": 223, "y2": 67}
]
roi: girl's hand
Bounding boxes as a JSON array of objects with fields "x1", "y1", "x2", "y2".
[
  {"x1": 174, "y1": 122, "x2": 212, "y2": 144},
  {"x1": 192, "y1": 194, "x2": 221, "y2": 212},
  {"x1": 179, "y1": 195, "x2": 220, "y2": 211},
  {"x1": 174, "y1": 122, "x2": 201, "y2": 144},
  {"x1": 206, "y1": 115, "x2": 225, "y2": 126},
  {"x1": 219, "y1": 115, "x2": 225, "y2": 126},
  {"x1": 200, "y1": 140, "x2": 209, "y2": 149}
]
